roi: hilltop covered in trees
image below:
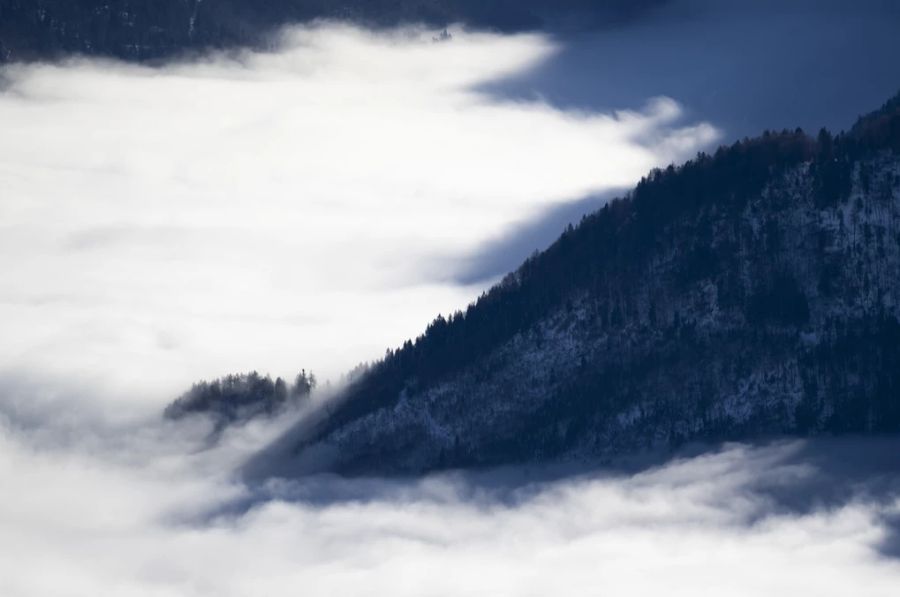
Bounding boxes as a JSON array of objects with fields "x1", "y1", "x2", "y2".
[
  {"x1": 313, "y1": 92, "x2": 900, "y2": 434},
  {"x1": 164, "y1": 370, "x2": 316, "y2": 431}
]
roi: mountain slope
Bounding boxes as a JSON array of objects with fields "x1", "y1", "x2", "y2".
[
  {"x1": 0, "y1": 0, "x2": 664, "y2": 63},
  {"x1": 251, "y1": 92, "x2": 900, "y2": 477}
]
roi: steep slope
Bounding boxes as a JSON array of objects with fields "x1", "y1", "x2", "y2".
[
  {"x1": 252, "y1": 92, "x2": 900, "y2": 477},
  {"x1": 0, "y1": 0, "x2": 663, "y2": 62}
]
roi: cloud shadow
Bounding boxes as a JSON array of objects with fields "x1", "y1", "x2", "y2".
[
  {"x1": 475, "y1": 0, "x2": 900, "y2": 141},
  {"x1": 230, "y1": 435, "x2": 900, "y2": 561},
  {"x1": 449, "y1": 188, "x2": 624, "y2": 285}
]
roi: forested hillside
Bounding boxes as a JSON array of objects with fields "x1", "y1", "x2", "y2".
[{"x1": 252, "y1": 92, "x2": 900, "y2": 476}]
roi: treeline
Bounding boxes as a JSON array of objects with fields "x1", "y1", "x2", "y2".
[
  {"x1": 164, "y1": 369, "x2": 316, "y2": 426},
  {"x1": 314, "y1": 90, "x2": 900, "y2": 437}
]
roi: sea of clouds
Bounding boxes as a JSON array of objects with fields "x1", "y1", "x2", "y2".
[
  {"x1": 2, "y1": 404, "x2": 900, "y2": 596},
  {"x1": 3, "y1": 9, "x2": 900, "y2": 595}
]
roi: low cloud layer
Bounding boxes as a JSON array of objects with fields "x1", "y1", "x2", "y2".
[
  {"x1": 2, "y1": 405, "x2": 900, "y2": 597},
  {"x1": 0, "y1": 24, "x2": 718, "y2": 407}
]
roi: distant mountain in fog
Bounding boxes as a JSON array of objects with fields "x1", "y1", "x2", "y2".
[
  {"x1": 0, "y1": 0, "x2": 664, "y2": 62},
  {"x1": 249, "y1": 91, "x2": 900, "y2": 477}
]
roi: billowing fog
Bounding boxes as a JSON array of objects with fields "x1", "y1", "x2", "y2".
[
  {"x1": 3, "y1": 408, "x2": 900, "y2": 595},
  {"x1": 0, "y1": 25, "x2": 718, "y2": 410},
  {"x1": 3, "y1": 2, "x2": 900, "y2": 594}
]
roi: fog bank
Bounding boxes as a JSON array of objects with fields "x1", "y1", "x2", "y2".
[
  {"x1": 2, "y1": 405, "x2": 900, "y2": 596},
  {"x1": 0, "y1": 24, "x2": 717, "y2": 408}
]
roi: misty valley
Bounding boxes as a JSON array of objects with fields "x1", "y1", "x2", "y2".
[{"x1": 2, "y1": 1, "x2": 900, "y2": 595}]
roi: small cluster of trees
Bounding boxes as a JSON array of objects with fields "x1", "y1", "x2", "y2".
[{"x1": 164, "y1": 369, "x2": 316, "y2": 424}]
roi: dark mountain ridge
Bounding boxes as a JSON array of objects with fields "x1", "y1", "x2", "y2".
[
  {"x1": 250, "y1": 91, "x2": 900, "y2": 477},
  {"x1": 0, "y1": 0, "x2": 664, "y2": 63}
]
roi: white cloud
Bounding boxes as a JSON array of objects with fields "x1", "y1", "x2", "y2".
[
  {"x1": 1, "y1": 412, "x2": 899, "y2": 597},
  {"x1": 0, "y1": 23, "x2": 718, "y2": 408}
]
